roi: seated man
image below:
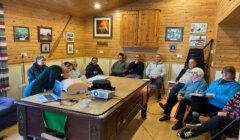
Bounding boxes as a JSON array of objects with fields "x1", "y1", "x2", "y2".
[
  {"x1": 27, "y1": 55, "x2": 48, "y2": 83},
  {"x1": 178, "y1": 92, "x2": 240, "y2": 140},
  {"x1": 187, "y1": 66, "x2": 240, "y2": 126},
  {"x1": 159, "y1": 68, "x2": 207, "y2": 130},
  {"x1": 125, "y1": 54, "x2": 144, "y2": 79},
  {"x1": 146, "y1": 54, "x2": 166, "y2": 101},
  {"x1": 160, "y1": 58, "x2": 197, "y2": 108},
  {"x1": 111, "y1": 53, "x2": 128, "y2": 77},
  {"x1": 85, "y1": 57, "x2": 103, "y2": 78}
]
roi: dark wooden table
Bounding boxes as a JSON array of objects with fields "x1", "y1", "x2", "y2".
[{"x1": 17, "y1": 77, "x2": 149, "y2": 140}]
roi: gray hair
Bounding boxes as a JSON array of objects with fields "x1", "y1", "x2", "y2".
[{"x1": 192, "y1": 67, "x2": 204, "y2": 78}]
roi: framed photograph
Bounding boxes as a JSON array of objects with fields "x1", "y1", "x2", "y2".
[
  {"x1": 190, "y1": 23, "x2": 207, "y2": 34},
  {"x1": 66, "y1": 32, "x2": 74, "y2": 42},
  {"x1": 38, "y1": 26, "x2": 52, "y2": 42},
  {"x1": 189, "y1": 35, "x2": 206, "y2": 47},
  {"x1": 93, "y1": 16, "x2": 112, "y2": 38},
  {"x1": 165, "y1": 27, "x2": 184, "y2": 41},
  {"x1": 41, "y1": 43, "x2": 50, "y2": 53},
  {"x1": 13, "y1": 26, "x2": 30, "y2": 42},
  {"x1": 67, "y1": 43, "x2": 74, "y2": 54},
  {"x1": 170, "y1": 43, "x2": 176, "y2": 52}
]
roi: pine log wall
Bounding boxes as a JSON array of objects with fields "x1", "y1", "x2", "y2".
[
  {"x1": 81, "y1": 0, "x2": 218, "y2": 63},
  {"x1": 2, "y1": 2, "x2": 84, "y2": 64}
]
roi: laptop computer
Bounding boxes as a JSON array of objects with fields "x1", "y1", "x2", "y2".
[{"x1": 38, "y1": 80, "x2": 63, "y2": 103}]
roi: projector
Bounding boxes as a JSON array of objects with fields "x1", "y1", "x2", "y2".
[{"x1": 90, "y1": 89, "x2": 115, "y2": 99}]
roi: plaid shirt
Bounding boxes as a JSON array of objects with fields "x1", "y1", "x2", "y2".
[{"x1": 222, "y1": 92, "x2": 240, "y2": 120}]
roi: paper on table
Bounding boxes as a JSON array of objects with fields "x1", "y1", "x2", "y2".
[{"x1": 87, "y1": 75, "x2": 109, "y2": 82}]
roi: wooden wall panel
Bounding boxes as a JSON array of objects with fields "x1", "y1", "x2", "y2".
[
  {"x1": 81, "y1": 0, "x2": 218, "y2": 63},
  {"x1": 213, "y1": 25, "x2": 240, "y2": 70},
  {"x1": 2, "y1": 1, "x2": 84, "y2": 64}
]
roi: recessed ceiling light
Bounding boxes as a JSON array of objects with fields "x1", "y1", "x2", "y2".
[{"x1": 94, "y1": 3, "x2": 101, "y2": 9}]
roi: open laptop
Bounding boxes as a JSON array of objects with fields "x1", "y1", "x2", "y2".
[{"x1": 38, "y1": 80, "x2": 63, "y2": 103}]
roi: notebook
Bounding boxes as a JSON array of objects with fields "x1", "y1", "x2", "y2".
[{"x1": 38, "y1": 80, "x2": 63, "y2": 103}]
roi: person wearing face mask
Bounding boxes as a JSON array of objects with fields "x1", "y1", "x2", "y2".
[
  {"x1": 159, "y1": 68, "x2": 207, "y2": 130},
  {"x1": 125, "y1": 54, "x2": 144, "y2": 79},
  {"x1": 27, "y1": 56, "x2": 48, "y2": 83},
  {"x1": 23, "y1": 62, "x2": 73, "y2": 97},
  {"x1": 186, "y1": 66, "x2": 240, "y2": 126},
  {"x1": 85, "y1": 57, "x2": 103, "y2": 78}
]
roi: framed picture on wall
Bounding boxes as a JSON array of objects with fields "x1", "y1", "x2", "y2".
[
  {"x1": 189, "y1": 35, "x2": 206, "y2": 47},
  {"x1": 165, "y1": 27, "x2": 184, "y2": 41},
  {"x1": 93, "y1": 16, "x2": 112, "y2": 38},
  {"x1": 67, "y1": 43, "x2": 74, "y2": 54},
  {"x1": 13, "y1": 26, "x2": 30, "y2": 42},
  {"x1": 190, "y1": 23, "x2": 207, "y2": 34},
  {"x1": 40, "y1": 43, "x2": 50, "y2": 53},
  {"x1": 170, "y1": 43, "x2": 176, "y2": 52},
  {"x1": 38, "y1": 26, "x2": 52, "y2": 42},
  {"x1": 66, "y1": 32, "x2": 74, "y2": 42}
]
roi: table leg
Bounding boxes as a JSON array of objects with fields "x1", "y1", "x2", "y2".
[{"x1": 141, "y1": 104, "x2": 147, "y2": 119}]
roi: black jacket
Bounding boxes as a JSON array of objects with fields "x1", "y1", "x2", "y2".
[
  {"x1": 175, "y1": 68, "x2": 188, "y2": 82},
  {"x1": 85, "y1": 63, "x2": 103, "y2": 78},
  {"x1": 127, "y1": 61, "x2": 144, "y2": 78}
]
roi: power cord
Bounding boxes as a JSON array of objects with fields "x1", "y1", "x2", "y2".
[{"x1": 208, "y1": 117, "x2": 239, "y2": 140}]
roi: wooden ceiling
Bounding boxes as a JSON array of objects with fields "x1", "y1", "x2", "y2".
[{"x1": 4, "y1": 0, "x2": 137, "y2": 17}]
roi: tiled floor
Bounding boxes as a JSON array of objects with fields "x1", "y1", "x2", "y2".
[{"x1": 0, "y1": 94, "x2": 209, "y2": 140}]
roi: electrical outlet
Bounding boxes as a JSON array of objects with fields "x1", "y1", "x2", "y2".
[
  {"x1": 21, "y1": 53, "x2": 27, "y2": 57},
  {"x1": 177, "y1": 54, "x2": 183, "y2": 59}
]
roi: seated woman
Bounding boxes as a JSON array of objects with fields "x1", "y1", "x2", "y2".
[
  {"x1": 178, "y1": 92, "x2": 240, "y2": 140},
  {"x1": 23, "y1": 62, "x2": 73, "y2": 97},
  {"x1": 125, "y1": 54, "x2": 144, "y2": 79},
  {"x1": 85, "y1": 57, "x2": 103, "y2": 78},
  {"x1": 69, "y1": 61, "x2": 81, "y2": 78},
  {"x1": 27, "y1": 55, "x2": 48, "y2": 83},
  {"x1": 159, "y1": 68, "x2": 207, "y2": 130},
  {"x1": 187, "y1": 66, "x2": 240, "y2": 126}
]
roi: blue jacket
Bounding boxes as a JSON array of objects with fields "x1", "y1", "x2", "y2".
[
  {"x1": 27, "y1": 63, "x2": 48, "y2": 83},
  {"x1": 178, "y1": 78, "x2": 208, "y2": 100},
  {"x1": 204, "y1": 78, "x2": 240, "y2": 109}
]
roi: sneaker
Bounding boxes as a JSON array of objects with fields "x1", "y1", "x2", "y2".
[
  {"x1": 172, "y1": 121, "x2": 183, "y2": 130},
  {"x1": 186, "y1": 119, "x2": 201, "y2": 127},
  {"x1": 177, "y1": 128, "x2": 195, "y2": 139},
  {"x1": 159, "y1": 102, "x2": 166, "y2": 110},
  {"x1": 159, "y1": 115, "x2": 170, "y2": 121}
]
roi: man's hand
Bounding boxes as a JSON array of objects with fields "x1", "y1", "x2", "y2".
[
  {"x1": 205, "y1": 93, "x2": 215, "y2": 98},
  {"x1": 218, "y1": 112, "x2": 227, "y2": 117}
]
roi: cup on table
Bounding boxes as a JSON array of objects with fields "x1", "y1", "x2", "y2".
[{"x1": 82, "y1": 99, "x2": 91, "y2": 107}]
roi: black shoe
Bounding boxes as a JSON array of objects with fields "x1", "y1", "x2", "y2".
[
  {"x1": 172, "y1": 121, "x2": 183, "y2": 130},
  {"x1": 159, "y1": 102, "x2": 166, "y2": 110},
  {"x1": 186, "y1": 119, "x2": 201, "y2": 127},
  {"x1": 159, "y1": 115, "x2": 170, "y2": 121},
  {"x1": 177, "y1": 128, "x2": 195, "y2": 139}
]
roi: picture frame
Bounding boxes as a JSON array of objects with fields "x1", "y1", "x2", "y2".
[
  {"x1": 189, "y1": 35, "x2": 206, "y2": 47},
  {"x1": 165, "y1": 27, "x2": 184, "y2": 41},
  {"x1": 190, "y1": 23, "x2": 208, "y2": 34},
  {"x1": 66, "y1": 32, "x2": 74, "y2": 42},
  {"x1": 13, "y1": 26, "x2": 30, "y2": 42},
  {"x1": 38, "y1": 26, "x2": 52, "y2": 42},
  {"x1": 40, "y1": 43, "x2": 50, "y2": 53},
  {"x1": 170, "y1": 43, "x2": 176, "y2": 52},
  {"x1": 67, "y1": 43, "x2": 74, "y2": 54},
  {"x1": 93, "y1": 16, "x2": 113, "y2": 39}
]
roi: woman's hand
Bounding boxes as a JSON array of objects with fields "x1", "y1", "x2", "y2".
[
  {"x1": 205, "y1": 93, "x2": 215, "y2": 98},
  {"x1": 177, "y1": 94, "x2": 184, "y2": 100}
]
